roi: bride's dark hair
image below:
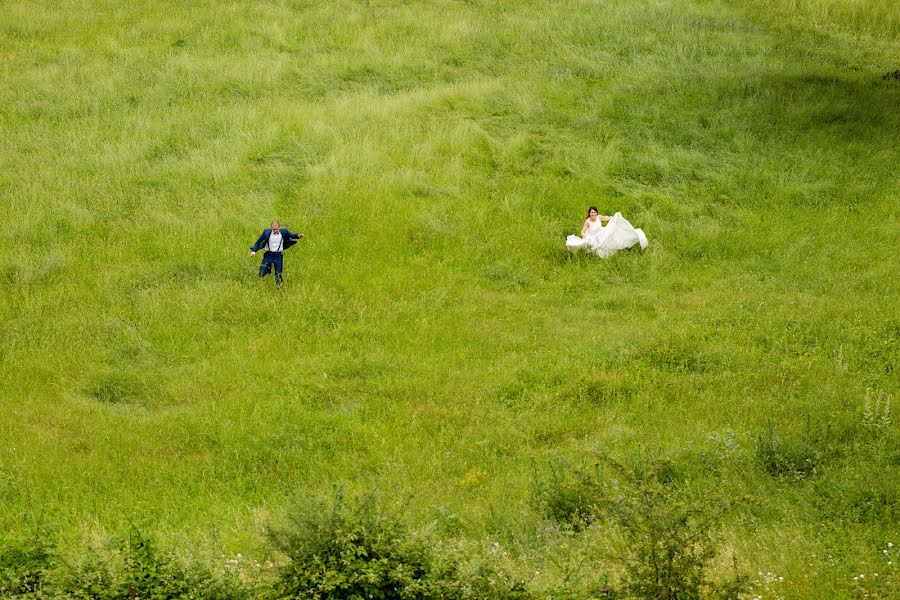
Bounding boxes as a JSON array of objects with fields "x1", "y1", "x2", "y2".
[{"x1": 586, "y1": 206, "x2": 599, "y2": 217}]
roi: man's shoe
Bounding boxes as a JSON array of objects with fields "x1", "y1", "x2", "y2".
[{"x1": 275, "y1": 275, "x2": 283, "y2": 290}]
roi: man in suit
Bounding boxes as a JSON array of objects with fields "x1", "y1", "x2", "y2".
[{"x1": 250, "y1": 220, "x2": 304, "y2": 289}]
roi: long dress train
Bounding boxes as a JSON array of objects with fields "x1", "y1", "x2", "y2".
[{"x1": 566, "y1": 212, "x2": 648, "y2": 258}]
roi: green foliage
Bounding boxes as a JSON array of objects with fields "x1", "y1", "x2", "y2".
[
  {"x1": 811, "y1": 426, "x2": 900, "y2": 524},
  {"x1": 60, "y1": 526, "x2": 246, "y2": 600},
  {"x1": 863, "y1": 388, "x2": 893, "y2": 431},
  {"x1": 532, "y1": 461, "x2": 604, "y2": 531},
  {"x1": 711, "y1": 557, "x2": 751, "y2": 600},
  {"x1": 0, "y1": 0, "x2": 897, "y2": 596},
  {"x1": 600, "y1": 456, "x2": 735, "y2": 600},
  {"x1": 849, "y1": 542, "x2": 900, "y2": 599},
  {"x1": 267, "y1": 492, "x2": 531, "y2": 599},
  {"x1": 0, "y1": 525, "x2": 55, "y2": 597},
  {"x1": 813, "y1": 462, "x2": 900, "y2": 524},
  {"x1": 533, "y1": 455, "x2": 744, "y2": 599},
  {"x1": 753, "y1": 420, "x2": 838, "y2": 480}
]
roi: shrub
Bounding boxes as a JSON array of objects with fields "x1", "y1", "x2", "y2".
[
  {"x1": 60, "y1": 526, "x2": 245, "y2": 599},
  {"x1": 0, "y1": 525, "x2": 55, "y2": 597},
  {"x1": 535, "y1": 454, "x2": 742, "y2": 600},
  {"x1": 604, "y1": 457, "x2": 728, "y2": 600},
  {"x1": 267, "y1": 491, "x2": 532, "y2": 600}
]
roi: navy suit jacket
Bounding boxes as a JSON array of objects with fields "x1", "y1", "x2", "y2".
[{"x1": 251, "y1": 228, "x2": 301, "y2": 253}]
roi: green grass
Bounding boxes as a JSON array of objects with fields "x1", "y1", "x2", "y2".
[{"x1": 1, "y1": 0, "x2": 898, "y2": 596}]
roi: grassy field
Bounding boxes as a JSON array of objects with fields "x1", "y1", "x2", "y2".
[{"x1": 1, "y1": 0, "x2": 898, "y2": 596}]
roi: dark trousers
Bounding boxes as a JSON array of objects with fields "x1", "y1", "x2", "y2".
[{"x1": 259, "y1": 251, "x2": 283, "y2": 277}]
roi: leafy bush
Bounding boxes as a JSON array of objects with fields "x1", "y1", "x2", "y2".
[
  {"x1": 535, "y1": 454, "x2": 744, "y2": 600},
  {"x1": 60, "y1": 526, "x2": 245, "y2": 599},
  {"x1": 267, "y1": 491, "x2": 532, "y2": 600},
  {"x1": 0, "y1": 525, "x2": 55, "y2": 597},
  {"x1": 603, "y1": 456, "x2": 730, "y2": 600}
]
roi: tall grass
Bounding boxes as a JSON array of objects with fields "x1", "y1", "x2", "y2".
[
  {"x1": 730, "y1": 0, "x2": 900, "y2": 37},
  {"x1": 0, "y1": 0, "x2": 898, "y2": 596}
]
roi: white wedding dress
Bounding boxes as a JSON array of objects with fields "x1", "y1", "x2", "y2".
[{"x1": 566, "y1": 212, "x2": 648, "y2": 258}]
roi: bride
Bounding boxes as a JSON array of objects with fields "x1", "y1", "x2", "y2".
[{"x1": 566, "y1": 206, "x2": 648, "y2": 258}]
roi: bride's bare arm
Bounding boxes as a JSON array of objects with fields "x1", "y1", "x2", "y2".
[
  {"x1": 600, "y1": 215, "x2": 611, "y2": 222},
  {"x1": 581, "y1": 220, "x2": 590, "y2": 235}
]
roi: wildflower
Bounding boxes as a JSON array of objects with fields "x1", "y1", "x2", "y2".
[{"x1": 889, "y1": 542, "x2": 894, "y2": 548}]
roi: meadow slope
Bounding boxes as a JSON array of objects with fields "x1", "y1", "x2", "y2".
[{"x1": 0, "y1": 0, "x2": 898, "y2": 596}]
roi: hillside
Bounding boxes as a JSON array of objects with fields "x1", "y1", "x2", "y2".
[{"x1": 1, "y1": 0, "x2": 898, "y2": 597}]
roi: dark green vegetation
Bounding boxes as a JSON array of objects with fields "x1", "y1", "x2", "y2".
[
  {"x1": 1, "y1": 0, "x2": 898, "y2": 597},
  {"x1": 266, "y1": 493, "x2": 531, "y2": 599}
]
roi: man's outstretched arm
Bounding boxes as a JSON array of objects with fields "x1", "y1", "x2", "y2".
[{"x1": 250, "y1": 230, "x2": 268, "y2": 255}]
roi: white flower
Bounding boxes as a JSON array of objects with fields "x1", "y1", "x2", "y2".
[{"x1": 889, "y1": 542, "x2": 894, "y2": 548}]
